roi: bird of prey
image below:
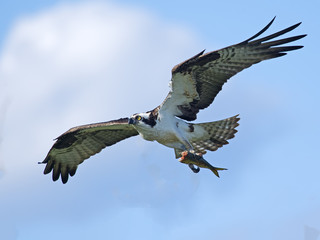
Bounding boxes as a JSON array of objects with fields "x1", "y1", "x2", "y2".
[{"x1": 40, "y1": 17, "x2": 306, "y2": 183}]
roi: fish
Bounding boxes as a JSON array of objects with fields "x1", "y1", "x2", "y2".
[{"x1": 179, "y1": 151, "x2": 227, "y2": 177}]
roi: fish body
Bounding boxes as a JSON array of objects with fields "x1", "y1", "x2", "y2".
[{"x1": 179, "y1": 151, "x2": 227, "y2": 177}]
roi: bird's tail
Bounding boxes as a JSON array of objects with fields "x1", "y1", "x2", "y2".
[{"x1": 190, "y1": 115, "x2": 240, "y2": 154}]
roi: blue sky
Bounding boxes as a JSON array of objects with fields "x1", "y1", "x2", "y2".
[{"x1": 0, "y1": 0, "x2": 319, "y2": 240}]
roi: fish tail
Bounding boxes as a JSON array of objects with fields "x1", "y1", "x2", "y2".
[{"x1": 210, "y1": 167, "x2": 227, "y2": 178}]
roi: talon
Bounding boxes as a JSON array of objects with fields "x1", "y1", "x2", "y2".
[
  {"x1": 180, "y1": 151, "x2": 189, "y2": 161},
  {"x1": 189, "y1": 163, "x2": 200, "y2": 173}
]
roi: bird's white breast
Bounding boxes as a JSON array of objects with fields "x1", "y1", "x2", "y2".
[{"x1": 134, "y1": 113, "x2": 179, "y2": 143}]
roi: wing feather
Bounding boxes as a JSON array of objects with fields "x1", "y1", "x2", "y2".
[
  {"x1": 40, "y1": 118, "x2": 139, "y2": 183},
  {"x1": 160, "y1": 18, "x2": 306, "y2": 121}
]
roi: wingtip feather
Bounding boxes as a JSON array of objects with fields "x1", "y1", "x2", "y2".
[
  {"x1": 52, "y1": 163, "x2": 61, "y2": 181},
  {"x1": 240, "y1": 17, "x2": 276, "y2": 44},
  {"x1": 43, "y1": 159, "x2": 54, "y2": 174}
]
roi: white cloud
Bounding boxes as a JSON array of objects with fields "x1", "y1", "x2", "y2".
[
  {"x1": 0, "y1": 1, "x2": 199, "y2": 172},
  {"x1": 0, "y1": 2, "x2": 202, "y2": 236}
]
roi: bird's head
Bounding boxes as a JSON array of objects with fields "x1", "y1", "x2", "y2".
[{"x1": 128, "y1": 112, "x2": 157, "y2": 128}]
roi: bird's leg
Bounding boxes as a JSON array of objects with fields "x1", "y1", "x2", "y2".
[{"x1": 173, "y1": 127, "x2": 200, "y2": 173}]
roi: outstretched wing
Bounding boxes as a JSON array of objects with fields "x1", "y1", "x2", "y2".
[
  {"x1": 159, "y1": 17, "x2": 306, "y2": 121},
  {"x1": 40, "y1": 118, "x2": 139, "y2": 183}
]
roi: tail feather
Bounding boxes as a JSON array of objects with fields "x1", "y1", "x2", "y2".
[{"x1": 191, "y1": 115, "x2": 240, "y2": 154}]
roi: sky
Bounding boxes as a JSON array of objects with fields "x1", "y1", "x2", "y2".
[{"x1": 0, "y1": 0, "x2": 319, "y2": 239}]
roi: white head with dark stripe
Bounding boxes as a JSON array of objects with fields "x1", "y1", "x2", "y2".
[{"x1": 128, "y1": 111, "x2": 157, "y2": 129}]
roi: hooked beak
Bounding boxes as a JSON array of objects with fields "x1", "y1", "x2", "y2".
[{"x1": 128, "y1": 118, "x2": 135, "y2": 125}]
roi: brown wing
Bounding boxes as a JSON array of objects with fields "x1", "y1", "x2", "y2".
[
  {"x1": 40, "y1": 118, "x2": 139, "y2": 183},
  {"x1": 160, "y1": 17, "x2": 306, "y2": 121}
]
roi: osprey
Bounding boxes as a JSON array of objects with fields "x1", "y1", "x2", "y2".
[{"x1": 40, "y1": 18, "x2": 306, "y2": 183}]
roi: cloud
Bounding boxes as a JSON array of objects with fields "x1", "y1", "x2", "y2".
[
  {"x1": 0, "y1": 1, "x2": 203, "y2": 238},
  {"x1": 0, "y1": 1, "x2": 199, "y2": 170}
]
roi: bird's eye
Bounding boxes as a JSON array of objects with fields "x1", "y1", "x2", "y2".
[{"x1": 136, "y1": 116, "x2": 142, "y2": 121}]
